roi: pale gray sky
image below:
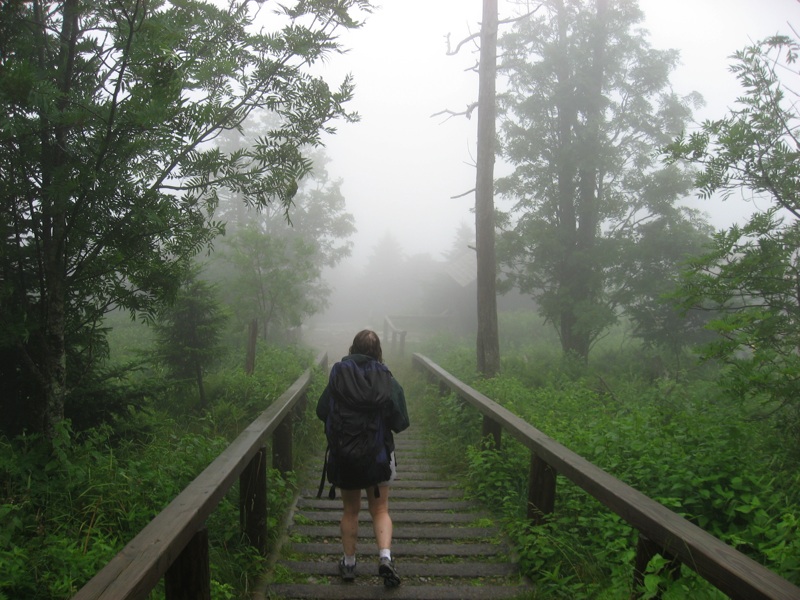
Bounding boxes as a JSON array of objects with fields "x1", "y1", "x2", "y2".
[{"x1": 319, "y1": 0, "x2": 800, "y2": 268}]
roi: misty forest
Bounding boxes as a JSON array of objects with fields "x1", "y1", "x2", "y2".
[{"x1": 1, "y1": 0, "x2": 800, "y2": 598}]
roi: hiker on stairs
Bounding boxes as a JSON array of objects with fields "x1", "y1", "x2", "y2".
[{"x1": 316, "y1": 329, "x2": 410, "y2": 588}]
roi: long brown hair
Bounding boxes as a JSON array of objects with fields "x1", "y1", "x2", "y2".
[{"x1": 349, "y1": 329, "x2": 383, "y2": 362}]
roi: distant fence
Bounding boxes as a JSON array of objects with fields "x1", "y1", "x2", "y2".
[
  {"x1": 412, "y1": 352, "x2": 800, "y2": 600},
  {"x1": 383, "y1": 316, "x2": 407, "y2": 356},
  {"x1": 383, "y1": 311, "x2": 458, "y2": 356},
  {"x1": 73, "y1": 352, "x2": 327, "y2": 600}
]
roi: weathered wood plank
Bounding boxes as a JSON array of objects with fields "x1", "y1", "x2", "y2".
[
  {"x1": 528, "y1": 451, "x2": 556, "y2": 524},
  {"x1": 272, "y1": 416, "x2": 293, "y2": 475},
  {"x1": 240, "y1": 446, "x2": 268, "y2": 555},
  {"x1": 164, "y1": 528, "x2": 210, "y2": 600},
  {"x1": 482, "y1": 414, "x2": 502, "y2": 449}
]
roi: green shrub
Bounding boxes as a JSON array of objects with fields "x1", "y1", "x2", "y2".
[
  {"x1": 1, "y1": 344, "x2": 319, "y2": 599},
  {"x1": 413, "y1": 334, "x2": 800, "y2": 596}
]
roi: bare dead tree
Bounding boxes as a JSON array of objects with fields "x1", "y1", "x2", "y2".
[
  {"x1": 475, "y1": 0, "x2": 500, "y2": 377},
  {"x1": 439, "y1": 2, "x2": 546, "y2": 376},
  {"x1": 431, "y1": 103, "x2": 480, "y2": 121}
]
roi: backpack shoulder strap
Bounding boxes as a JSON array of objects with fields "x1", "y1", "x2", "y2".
[
  {"x1": 316, "y1": 446, "x2": 338, "y2": 500},
  {"x1": 317, "y1": 446, "x2": 330, "y2": 499}
]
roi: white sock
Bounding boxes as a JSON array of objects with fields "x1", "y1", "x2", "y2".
[
  {"x1": 379, "y1": 548, "x2": 391, "y2": 561},
  {"x1": 344, "y1": 554, "x2": 356, "y2": 566}
]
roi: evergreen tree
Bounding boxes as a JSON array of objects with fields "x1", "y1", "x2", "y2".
[
  {"x1": 496, "y1": 0, "x2": 705, "y2": 362},
  {"x1": 153, "y1": 273, "x2": 228, "y2": 407}
]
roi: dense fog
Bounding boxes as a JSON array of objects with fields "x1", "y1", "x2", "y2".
[
  {"x1": 294, "y1": 0, "x2": 799, "y2": 352},
  {"x1": 5, "y1": 4, "x2": 800, "y2": 596}
]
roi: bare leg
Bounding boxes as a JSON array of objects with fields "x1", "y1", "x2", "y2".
[
  {"x1": 340, "y1": 488, "x2": 362, "y2": 556},
  {"x1": 368, "y1": 484, "x2": 401, "y2": 587},
  {"x1": 366, "y1": 484, "x2": 393, "y2": 552}
]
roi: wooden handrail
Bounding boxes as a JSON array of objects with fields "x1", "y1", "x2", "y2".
[
  {"x1": 383, "y1": 316, "x2": 407, "y2": 356},
  {"x1": 412, "y1": 352, "x2": 800, "y2": 600},
  {"x1": 73, "y1": 352, "x2": 328, "y2": 600}
]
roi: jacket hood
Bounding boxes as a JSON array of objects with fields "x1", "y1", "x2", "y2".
[{"x1": 329, "y1": 355, "x2": 392, "y2": 410}]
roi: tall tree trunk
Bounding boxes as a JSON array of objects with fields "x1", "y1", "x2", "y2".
[
  {"x1": 475, "y1": 0, "x2": 500, "y2": 377},
  {"x1": 552, "y1": 0, "x2": 584, "y2": 362},
  {"x1": 32, "y1": 0, "x2": 80, "y2": 438},
  {"x1": 554, "y1": 0, "x2": 607, "y2": 363},
  {"x1": 573, "y1": 0, "x2": 607, "y2": 362}
]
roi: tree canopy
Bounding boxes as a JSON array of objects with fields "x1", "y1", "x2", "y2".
[
  {"x1": 495, "y1": 0, "x2": 708, "y2": 362},
  {"x1": 215, "y1": 158, "x2": 355, "y2": 342},
  {"x1": 0, "y1": 0, "x2": 372, "y2": 437},
  {"x1": 666, "y1": 34, "x2": 800, "y2": 418}
]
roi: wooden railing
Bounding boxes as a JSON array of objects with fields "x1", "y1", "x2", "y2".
[
  {"x1": 383, "y1": 316, "x2": 407, "y2": 356},
  {"x1": 382, "y1": 311, "x2": 455, "y2": 353},
  {"x1": 72, "y1": 352, "x2": 328, "y2": 600},
  {"x1": 412, "y1": 353, "x2": 800, "y2": 600}
]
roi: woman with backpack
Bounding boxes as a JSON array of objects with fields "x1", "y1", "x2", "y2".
[{"x1": 316, "y1": 329, "x2": 410, "y2": 587}]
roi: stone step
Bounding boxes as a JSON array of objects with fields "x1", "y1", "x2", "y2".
[
  {"x1": 278, "y1": 559, "x2": 518, "y2": 578},
  {"x1": 257, "y1": 426, "x2": 532, "y2": 600},
  {"x1": 297, "y1": 498, "x2": 476, "y2": 511},
  {"x1": 295, "y1": 510, "x2": 487, "y2": 525},
  {"x1": 306, "y1": 486, "x2": 465, "y2": 500},
  {"x1": 289, "y1": 524, "x2": 498, "y2": 540},
  {"x1": 266, "y1": 583, "x2": 527, "y2": 599},
  {"x1": 308, "y1": 470, "x2": 452, "y2": 481},
  {"x1": 303, "y1": 474, "x2": 459, "y2": 489},
  {"x1": 392, "y1": 479, "x2": 459, "y2": 488},
  {"x1": 290, "y1": 541, "x2": 508, "y2": 558}
]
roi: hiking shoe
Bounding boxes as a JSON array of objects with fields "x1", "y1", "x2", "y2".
[
  {"x1": 379, "y1": 557, "x2": 401, "y2": 588},
  {"x1": 339, "y1": 558, "x2": 356, "y2": 582}
]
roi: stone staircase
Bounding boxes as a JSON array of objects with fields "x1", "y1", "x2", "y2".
[{"x1": 257, "y1": 429, "x2": 533, "y2": 599}]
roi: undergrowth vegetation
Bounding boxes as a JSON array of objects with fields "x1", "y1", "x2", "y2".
[
  {"x1": 0, "y1": 332, "x2": 324, "y2": 599},
  {"x1": 5, "y1": 309, "x2": 800, "y2": 599},
  {"x1": 407, "y1": 314, "x2": 800, "y2": 599}
]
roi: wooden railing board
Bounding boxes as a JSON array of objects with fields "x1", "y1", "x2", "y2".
[
  {"x1": 412, "y1": 352, "x2": 800, "y2": 600},
  {"x1": 73, "y1": 353, "x2": 326, "y2": 600}
]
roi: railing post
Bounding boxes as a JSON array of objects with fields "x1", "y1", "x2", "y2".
[
  {"x1": 296, "y1": 391, "x2": 308, "y2": 419},
  {"x1": 481, "y1": 415, "x2": 501, "y2": 450},
  {"x1": 164, "y1": 527, "x2": 211, "y2": 600},
  {"x1": 527, "y1": 452, "x2": 556, "y2": 525},
  {"x1": 240, "y1": 447, "x2": 267, "y2": 555},
  {"x1": 631, "y1": 533, "x2": 681, "y2": 599},
  {"x1": 273, "y1": 416, "x2": 293, "y2": 475},
  {"x1": 399, "y1": 331, "x2": 406, "y2": 356}
]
